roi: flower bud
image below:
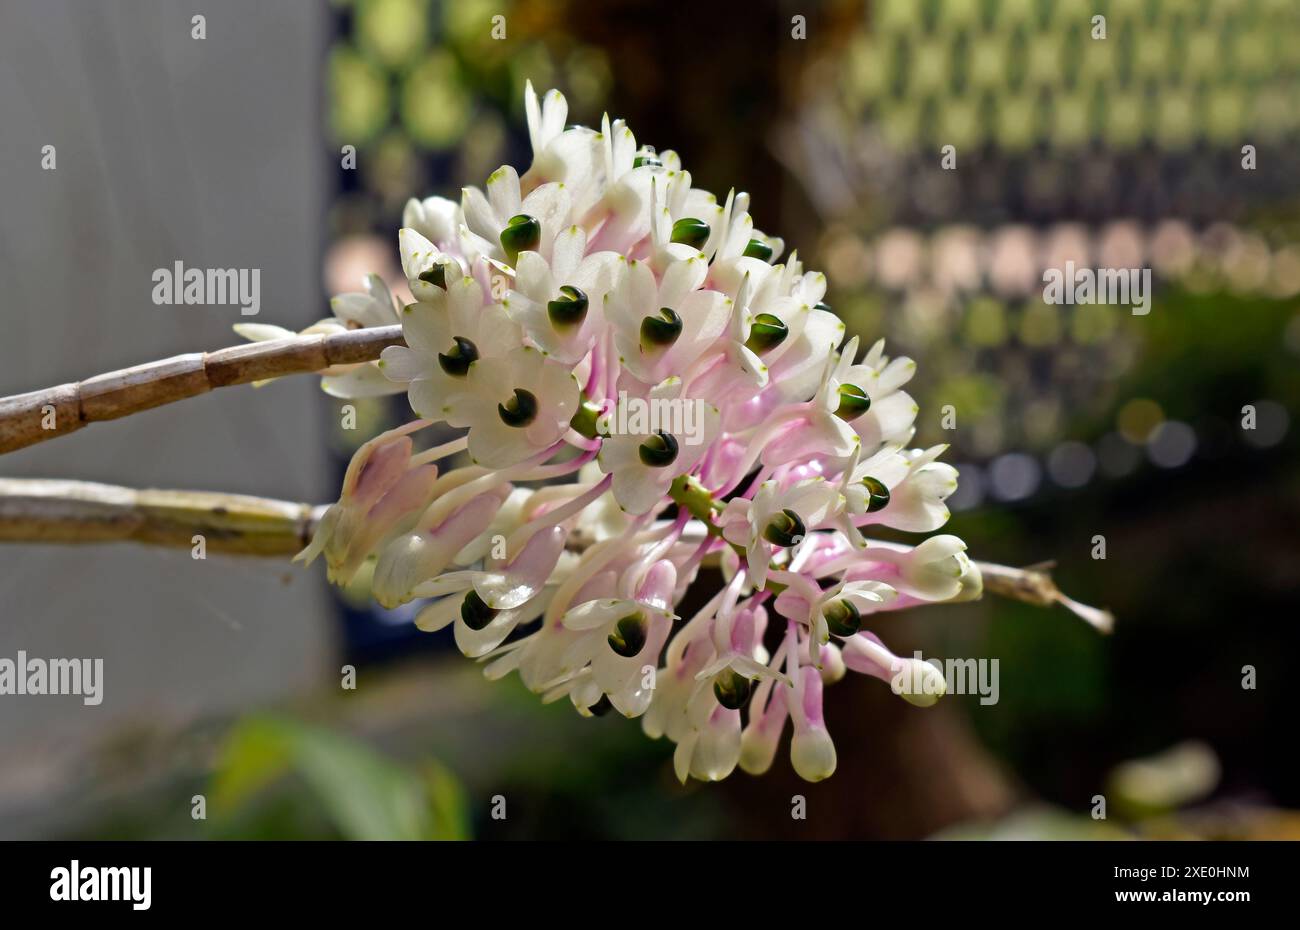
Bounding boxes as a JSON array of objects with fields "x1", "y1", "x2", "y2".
[
  {"x1": 891, "y1": 657, "x2": 948, "y2": 708},
  {"x1": 790, "y1": 728, "x2": 837, "y2": 782}
]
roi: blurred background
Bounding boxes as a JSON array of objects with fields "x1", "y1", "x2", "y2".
[{"x1": 0, "y1": 0, "x2": 1296, "y2": 839}]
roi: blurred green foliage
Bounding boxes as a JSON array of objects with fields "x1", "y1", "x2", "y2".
[{"x1": 210, "y1": 716, "x2": 470, "y2": 840}]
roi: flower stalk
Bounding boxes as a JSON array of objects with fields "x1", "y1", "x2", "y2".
[{"x1": 0, "y1": 476, "x2": 1111, "y2": 633}]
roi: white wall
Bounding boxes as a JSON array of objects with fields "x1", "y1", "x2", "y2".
[{"x1": 0, "y1": 0, "x2": 337, "y2": 834}]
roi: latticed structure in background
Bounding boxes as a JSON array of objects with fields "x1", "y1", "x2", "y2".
[
  {"x1": 322, "y1": 0, "x2": 612, "y2": 653},
  {"x1": 781, "y1": 0, "x2": 1299, "y2": 507}
]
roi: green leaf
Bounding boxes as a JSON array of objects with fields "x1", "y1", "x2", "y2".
[{"x1": 212, "y1": 715, "x2": 469, "y2": 841}]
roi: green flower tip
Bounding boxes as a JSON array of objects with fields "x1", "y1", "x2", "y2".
[
  {"x1": 498, "y1": 388, "x2": 539, "y2": 427},
  {"x1": 835, "y1": 383, "x2": 871, "y2": 420},
  {"x1": 638, "y1": 430, "x2": 679, "y2": 467},
  {"x1": 547, "y1": 284, "x2": 589, "y2": 329},
  {"x1": 743, "y1": 238, "x2": 774, "y2": 262},
  {"x1": 823, "y1": 599, "x2": 862, "y2": 637},
  {"x1": 461, "y1": 590, "x2": 498, "y2": 631},
  {"x1": 608, "y1": 613, "x2": 648, "y2": 657},
  {"x1": 861, "y1": 476, "x2": 890, "y2": 512},
  {"x1": 437, "y1": 336, "x2": 478, "y2": 377},
  {"x1": 762, "y1": 508, "x2": 806, "y2": 547},
  {"x1": 744, "y1": 312, "x2": 788, "y2": 353},
  {"x1": 640, "y1": 307, "x2": 683, "y2": 348},
  {"x1": 437, "y1": 336, "x2": 479, "y2": 377},
  {"x1": 670, "y1": 217, "x2": 710, "y2": 249},
  {"x1": 500, "y1": 213, "x2": 541, "y2": 261},
  {"x1": 713, "y1": 669, "x2": 753, "y2": 709}
]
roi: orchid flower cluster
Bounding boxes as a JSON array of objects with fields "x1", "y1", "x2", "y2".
[{"x1": 261, "y1": 84, "x2": 981, "y2": 783}]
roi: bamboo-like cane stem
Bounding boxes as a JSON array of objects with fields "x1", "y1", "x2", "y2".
[
  {"x1": 0, "y1": 477, "x2": 1113, "y2": 630},
  {"x1": 0, "y1": 325, "x2": 405, "y2": 455},
  {"x1": 0, "y1": 477, "x2": 325, "y2": 556}
]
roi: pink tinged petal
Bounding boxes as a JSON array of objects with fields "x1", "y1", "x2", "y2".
[
  {"x1": 840, "y1": 631, "x2": 899, "y2": 682},
  {"x1": 338, "y1": 462, "x2": 441, "y2": 579},
  {"x1": 773, "y1": 590, "x2": 812, "y2": 625},
  {"x1": 739, "y1": 689, "x2": 789, "y2": 775},
  {"x1": 338, "y1": 419, "x2": 424, "y2": 497},
  {"x1": 787, "y1": 666, "x2": 836, "y2": 781},
  {"x1": 761, "y1": 413, "x2": 857, "y2": 466},
  {"x1": 474, "y1": 525, "x2": 567, "y2": 610},
  {"x1": 346, "y1": 433, "x2": 412, "y2": 503},
  {"x1": 799, "y1": 664, "x2": 827, "y2": 727},
  {"x1": 371, "y1": 489, "x2": 508, "y2": 608},
  {"x1": 635, "y1": 560, "x2": 678, "y2": 614}
]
